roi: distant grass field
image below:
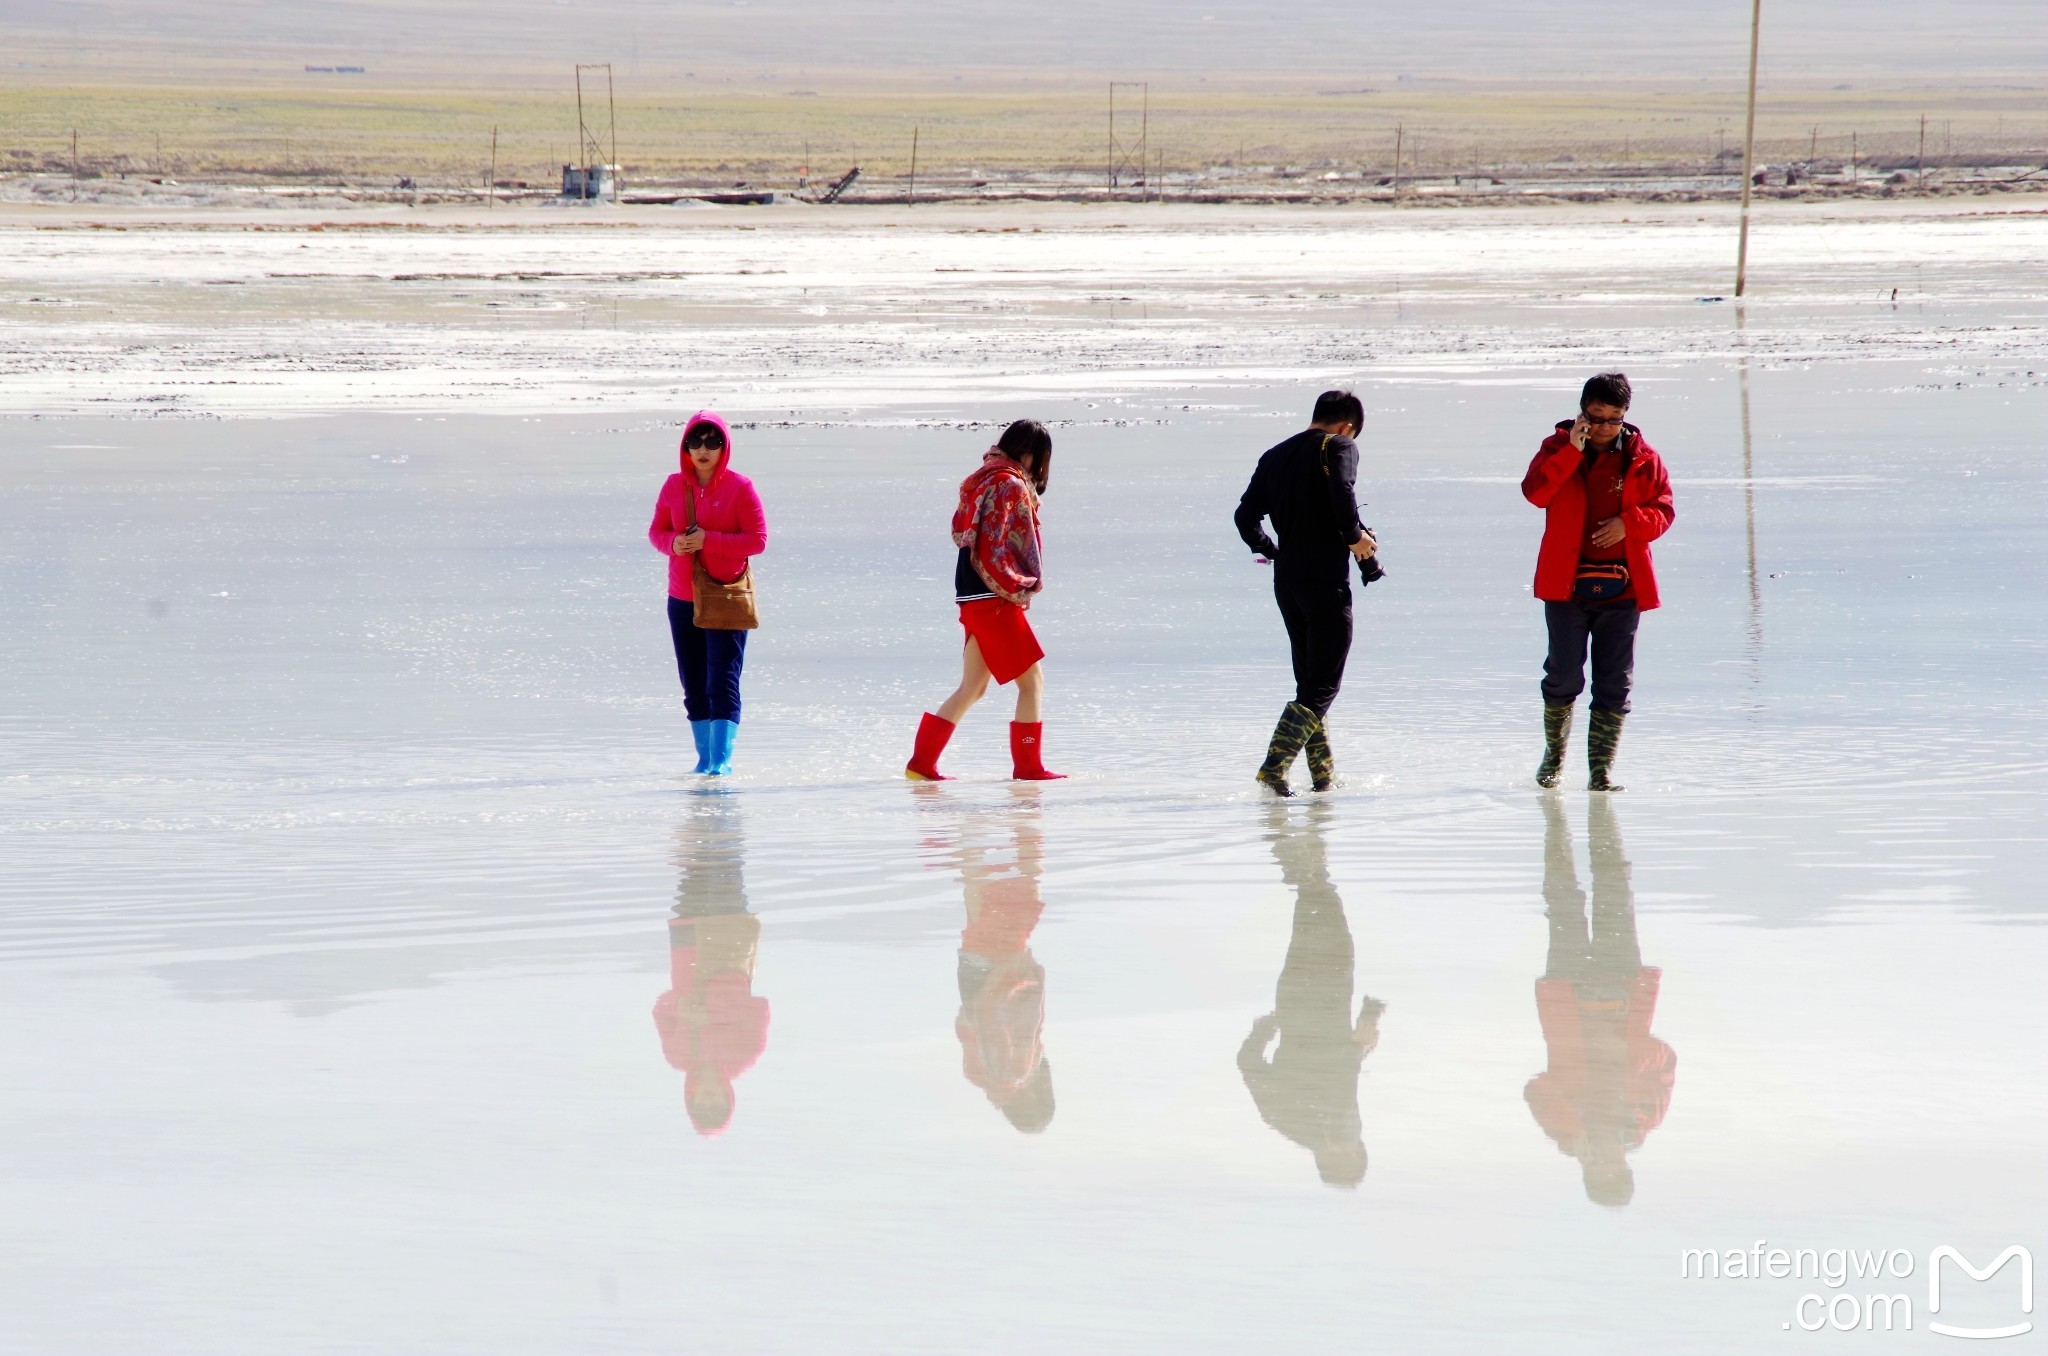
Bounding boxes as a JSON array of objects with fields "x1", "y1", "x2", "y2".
[{"x1": 5, "y1": 63, "x2": 2044, "y2": 186}]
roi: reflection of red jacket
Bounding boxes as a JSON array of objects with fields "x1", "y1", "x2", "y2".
[
  {"x1": 957, "y1": 883, "x2": 1045, "y2": 1098},
  {"x1": 652, "y1": 947, "x2": 770, "y2": 1083},
  {"x1": 1521, "y1": 423, "x2": 1675, "y2": 610},
  {"x1": 1524, "y1": 967, "x2": 1675, "y2": 1151}
]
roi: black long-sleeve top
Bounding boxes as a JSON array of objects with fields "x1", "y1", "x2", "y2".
[{"x1": 1233, "y1": 429, "x2": 1366, "y2": 588}]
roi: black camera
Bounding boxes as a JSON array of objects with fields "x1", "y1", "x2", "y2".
[{"x1": 1357, "y1": 529, "x2": 1385, "y2": 586}]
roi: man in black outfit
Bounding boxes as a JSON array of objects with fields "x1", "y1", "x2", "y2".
[
  {"x1": 1234, "y1": 389, "x2": 1379, "y2": 796},
  {"x1": 1238, "y1": 803, "x2": 1386, "y2": 1187}
]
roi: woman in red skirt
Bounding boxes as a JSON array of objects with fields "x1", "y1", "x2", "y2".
[{"x1": 905, "y1": 420, "x2": 1065, "y2": 782}]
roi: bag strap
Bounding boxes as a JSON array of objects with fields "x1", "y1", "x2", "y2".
[
  {"x1": 683, "y1": 478, "x2": 700, "y2": 534},
  {"x1": 685, "y1": 480, "x2": 749, "y2": 588}
]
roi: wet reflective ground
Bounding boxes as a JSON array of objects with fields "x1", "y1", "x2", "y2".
[{"x1": 3, "y1": 342, "x2": 2045, "y2": 1351}]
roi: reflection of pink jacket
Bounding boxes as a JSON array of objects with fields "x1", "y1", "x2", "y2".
[
  {"x1": 652, "y1": 951, "x2": 770, "y2": 1085},
  {"x1": 648, "y1": 410, "x2": 768, "y2": 601},
  {"x1": 1525, "y1": 967, "x2": 1675, "y2": 1151}
]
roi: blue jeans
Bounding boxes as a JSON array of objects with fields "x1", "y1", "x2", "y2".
[
  {"x1": 667, "y1": 597, "x2": 747, "y2": 722},
  {"x1": 1541, "y1": 600, "x2": 1639, "y2": 714}
]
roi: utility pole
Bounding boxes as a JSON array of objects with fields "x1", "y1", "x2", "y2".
[
  {"x1": 1393, "y1": 123, "x2": 1404, "y2": 195},
  {"x1": 1809, "y1": 125, "x2": 1818, "y2": 165},
  {"x1": 1734, "y1": 0, "x2": 1762, "y2": 298},
  {"x1": 71, "y1": 129, "x2": 78, "y2": 201},
  {"x1": 1918, "y1": 114, "x2": 1927, "y2": 187},
  {"x1": 487, "y1": 125, "x2": 498, "y2": 208},
  {"x1": 908, "y1": 125, "x2": 918, "y2": 205}
]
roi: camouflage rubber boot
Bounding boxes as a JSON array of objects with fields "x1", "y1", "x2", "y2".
[
  {"x1": 1536, "y1": 703, "x2": 1573, "y2": 789},
  {"x1": 1304, "y1": 721, "x2": 1336, "y2": 793},
  {"x1": 1587, "y1": 708, "x2": 1626, "y2": 793},
  {"x1": 1256, "y1": 702, "x2": 1321, "y2": 798}
]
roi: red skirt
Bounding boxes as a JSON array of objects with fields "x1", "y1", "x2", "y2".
[{"x1": 959, "y1": 598, "x2": 1044, "y2": 685}]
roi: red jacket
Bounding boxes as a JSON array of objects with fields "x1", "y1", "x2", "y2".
[
  {"x1": 648, "y1": 410, "x2": 768, "y2": 602},
  {"x1": 952, "y1": 453, "x2": 1044, "y2": 608},
  {"x1": 1521, "y1": 422, "x2": 1675, "y2": 610},
  {"x1": 1524, "y1": 967, "x2": 1676, "y2": 1154}
]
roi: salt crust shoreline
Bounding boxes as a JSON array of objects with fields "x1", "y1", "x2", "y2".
[{"x1": 3, "y1": 199, "x2": 2044, "y2": 418}]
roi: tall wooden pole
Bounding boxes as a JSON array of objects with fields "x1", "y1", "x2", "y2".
[
  {"x1": 1107, "y1": 85, "x2": 1115, "y2": 196},
  {"x1": 487, "y1": 125, "x2": 498, "y2": 208},
  {"x1": 1393, "y1": 123, "x2": 1404, "y2": 196},
  {"x1": 908, "y1": 125, "x2": 918, "y2": 205},
  {"x1": 1734, "y1": 0, "x2": 1762, "y2": 297}
]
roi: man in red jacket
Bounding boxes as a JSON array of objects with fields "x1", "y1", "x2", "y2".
[
  {"x1": 1520, "y1": 373, "x2": 1675, "y2": 791},
  {"x1": 1524, "y1": 797, "x2": 1674, "y2": 1206}
]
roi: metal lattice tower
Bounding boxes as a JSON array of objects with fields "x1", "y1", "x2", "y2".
[
  {"x1": 1108, "y1": 82, "x2": 1149, "y2": 200},
  {"x1": 574, "y1": 63, "x2": 619, "y2": 201}
]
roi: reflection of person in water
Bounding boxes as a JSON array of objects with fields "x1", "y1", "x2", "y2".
[
  {"x1": 652, "y1": 804, "x2": 769, "y2": 1136},
  {"x1": 1525, "y1": 796, "x2": 1675, "y2": 1206},
  {"x1": 1239, "y1": 804, "x2": 1386, "y2": 1188},
  {"x1": 952, "y1": 793, "x2": 1054, "y2": 1133}
]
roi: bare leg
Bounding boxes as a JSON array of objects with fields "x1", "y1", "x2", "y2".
[
  {"x1": 1012, "y1": 663, "x2": 1044, "y2": 724},
  {"x1": 937, "y1": 637, "x2": 993, "y2": 725}
]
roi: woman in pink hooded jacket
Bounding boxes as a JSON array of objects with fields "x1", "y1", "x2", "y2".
[{"x1": 648, "y1": 411, "x2": 768, "y2": 775}]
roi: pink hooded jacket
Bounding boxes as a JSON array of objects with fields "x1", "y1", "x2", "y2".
[{"x1": 648, "y1": 411, "x2": 768, "y2": 602}]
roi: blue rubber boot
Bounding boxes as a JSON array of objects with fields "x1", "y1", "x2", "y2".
[
  {"x1": 705, "y1": 719, "x2": 739, "y2": 776},
  {"x1": 689, "y1": 720, "x2": 714, "y2": 774}
]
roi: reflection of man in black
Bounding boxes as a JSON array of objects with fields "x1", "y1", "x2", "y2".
[
  {"x1": 652, "y1": 799, "x2": 770, "y2": 1137},
  {"x1": 1238, "y1": 804, "x2": 1386, "y2": 1188},
  {"x1": 951, "y1": 788, "x2": 1054, "y2": 1134},
  {"x1": 1524, "y1": 796, "x2": 1674, "y2": 1206}
]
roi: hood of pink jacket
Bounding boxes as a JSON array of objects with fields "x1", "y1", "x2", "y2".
[{"x1": 681, "y1": 410, "x2": 734, "y2": 486}]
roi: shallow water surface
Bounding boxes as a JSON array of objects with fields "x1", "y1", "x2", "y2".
[{"x1": 2, "y1": 348, "x2": 2044, "y2": 1352}]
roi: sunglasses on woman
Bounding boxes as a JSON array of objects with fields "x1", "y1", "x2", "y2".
[{"x1": 686, "y1": 428, "x2": 726, "y2": 450}]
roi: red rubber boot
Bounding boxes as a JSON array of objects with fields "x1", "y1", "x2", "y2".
[
  {"x1": 1010, "y1": 721, "x2": 1067, "y2": 781},
  {"x1": 905, "y1": 712, "x2": 957, "y2": 781}
]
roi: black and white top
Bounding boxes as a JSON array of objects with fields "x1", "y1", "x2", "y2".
[{"x1": 954, "y1": 546, "x2": 997, "y2": 603}]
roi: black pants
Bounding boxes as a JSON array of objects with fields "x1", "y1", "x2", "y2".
[
  {"x1": 1276, "y1": 577, "x2": 1353, "y2": 718},
  {"x1": 1541, "y1": 600, "x2": 1639, "y2": 714},
  {"x1": 1542, "y1": 799, "x2": 1641, "y2": 994}
]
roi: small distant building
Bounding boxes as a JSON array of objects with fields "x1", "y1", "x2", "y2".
[{"x1": 561, "y1": 163, "x2": 617, "y2": 199}]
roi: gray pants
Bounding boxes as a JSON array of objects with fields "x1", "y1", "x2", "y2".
[{"x1": 1542, "y1": 600, "x2": 1639, "y2": 714}]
